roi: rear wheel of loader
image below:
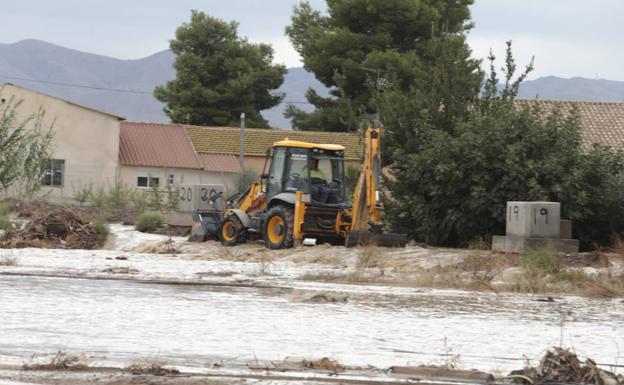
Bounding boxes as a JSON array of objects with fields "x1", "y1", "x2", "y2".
[
  {"x1": 218, "y1": 216, "x2": 244, "y2": 246},
  {"x1": 263, "y1": 205, "x2": 294, "y2": 249}
]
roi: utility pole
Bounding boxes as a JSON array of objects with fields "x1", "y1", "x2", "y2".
[{"x1": 239, "y1": 112, "x2": 246, "y2": 170}]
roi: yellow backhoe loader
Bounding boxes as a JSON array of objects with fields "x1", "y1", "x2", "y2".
[{"x1": 195, "y1": 127, "x2": 406, "y2": 248}]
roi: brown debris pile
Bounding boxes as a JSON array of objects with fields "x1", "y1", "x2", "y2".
[
  {"x1": 0, "y1": 208, "x2": 99, "y2": 249},
  {"x1": 251, "y1": 357, "x2": 346, "y2": 373},
  {"x1": 510, "y1": 348, "x2": 623, "y2": 385},
  {"x1": 126, "y1": 363, "x2": 180, "y2": 376}
]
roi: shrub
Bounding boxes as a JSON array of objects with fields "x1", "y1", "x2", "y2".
[
  {"x1": 73, "y1": 183, "x2": 93, "y2": 205},
  {"x1": 93, "y1": 214, "x2": 110, "y2": 248},
  {"x1": 106, "y1": 180, "x2": 134, "y2": 209},
  {"x1": 520, "y1": 249, "x2": 561, "y2": 276},
  {"x1": 130, "y1": 190, "x2": 149, "y2": 212},
  {"x1": 89, "y1": 187, "x2": 108, "y2": 208},
  {"x1": 135, "y1": 212, "x2": 164, "y2": 233}
]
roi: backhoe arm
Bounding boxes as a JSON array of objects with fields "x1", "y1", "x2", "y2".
[
  {"x1": 345, "y1": 127, "x2": 406, "y2": 247},
  {"x1": 350, "y1": 127, "x2": 383, "y2": 231}
]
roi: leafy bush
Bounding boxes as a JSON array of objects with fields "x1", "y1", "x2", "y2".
[
  {"x1": 135, "y1": 212, "x2": 164, "y2": 233},
  {"x1": 384, "y1": 43, "x2": 624, "y2": 249},
  {"x1": 0, "y1": 98, "x2": 54, "y2": 198}
]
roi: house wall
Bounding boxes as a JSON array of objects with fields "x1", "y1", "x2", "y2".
[
  {"x1": 241, "y1": 156, "x2": 268, "y2": 175},
  {"x1": 118, "y1": 166, "x2": 238, "y2": 192},
  {"x1": 0, "y1": 85, "x2": 120, "y2": 203}
]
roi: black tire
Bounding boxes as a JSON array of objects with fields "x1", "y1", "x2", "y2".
[
  {"x1": 263, "y1": 205, "x2": 294, "y2": 249},
  {"x1": 218, "y1": 216, "x2": 244, "y2": 246}
]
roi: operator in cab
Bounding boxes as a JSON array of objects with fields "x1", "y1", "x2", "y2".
[{"x1": 309, "y1": 159, "x2": 331, "y2": 203}]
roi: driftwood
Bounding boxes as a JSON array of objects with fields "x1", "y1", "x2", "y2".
[{"x1": 0, "y1": 208, "x2": 99, "y2": 250}]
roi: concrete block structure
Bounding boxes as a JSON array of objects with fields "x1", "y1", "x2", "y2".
[{"x1": 493, "y1": 201, "x2": 579, "y2": 253}]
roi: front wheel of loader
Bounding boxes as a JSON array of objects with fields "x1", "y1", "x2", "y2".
[
  {"x1": 263, "y1": 205, "x2": 294, "y2": 249},
  {"x1": 218, "y1": 216, "x2": 244, "y2": 246}
]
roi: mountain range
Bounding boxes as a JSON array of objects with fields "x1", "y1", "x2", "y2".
[{"x1": 1, "y1": 39, "x2": 623, "y2": 129}]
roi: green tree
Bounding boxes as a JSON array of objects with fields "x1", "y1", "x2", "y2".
[
  {"x1": 0, "y1": 97, "x2": 54, "y2": 198},
  {"x1": 285, "y1": 0, "x2": 480, "y2": 131},
  {"x1": 384, "y1": 43, "x2": 624, "y2": 249},
  {"x1": 155, "y1": 11, "x2": 287, "y2": 128}
]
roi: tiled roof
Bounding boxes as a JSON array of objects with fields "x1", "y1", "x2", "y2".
[
  {"x1": 186, "y1": 126, "x2": 364, "y2": 161},
  {"x1": 119, "y1": 122, "x2": 202, "y2": 169},
  {"x1": 198, "y1": 153, "x2": 241, "y2": 173},
  {"x1": 516, "y1": 100, "x2": 624, "y2": 150}
]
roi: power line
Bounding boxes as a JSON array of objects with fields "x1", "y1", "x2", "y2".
[
  {"x1": 0, "y1": 74, "x2": 153, "y2": 95},
  {"x1": 0, "y1": 74, "x2": 314, "y2": 105}
]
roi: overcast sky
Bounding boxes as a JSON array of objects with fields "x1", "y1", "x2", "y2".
[{"x1": 1, "y1": 0, "x2": 622, "y2": 80}]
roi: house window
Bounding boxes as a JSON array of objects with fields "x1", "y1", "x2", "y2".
[
  {"x1": 137, "y1": 176, "x2": 160, "y2": 188},
  {"x1": 42, "y1": 159, "x2": 65, "y2": 187},
  {"x1": 168, "y1": 174, "x2": 175, "y2": 185}
]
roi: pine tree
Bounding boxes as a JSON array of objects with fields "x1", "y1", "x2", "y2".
[
  {"x1": 155, "y1": 11, "x2": 287, "y2": 128},
  {"x1": 285, "y1": 0, "x2": 479, "y2": 131}
]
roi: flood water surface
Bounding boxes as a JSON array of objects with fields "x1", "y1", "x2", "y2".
[{"x1": 0, "y1": 275, "x2": 622, "y2": 373}]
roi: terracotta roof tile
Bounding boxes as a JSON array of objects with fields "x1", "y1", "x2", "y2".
[
  {"x1": 516, "y1": 100, "x2": 624, "y2": 150},
  {"x1": 186, "y1": 126, "x2": 364, "y2": 161},
  {"x1": 198, "y1": 153, "x2": 241, "y2": 173},
  {"x1": 119, "y1": 122, "x2": 202, "y2": 169}
]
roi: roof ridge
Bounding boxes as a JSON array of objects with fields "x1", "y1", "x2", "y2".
[
  {"x1": 2, "y1": 83, "x2": 126, "y2": 120},
  {"x1": 182, "y1": 127, "x2": 204, "y2": 170},
  {"x1": 515, "y1": 99, "x2": 624, "y2": 105}
]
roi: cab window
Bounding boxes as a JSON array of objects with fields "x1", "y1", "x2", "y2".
[
  {"x1": 267, "y1": 147, "x2": 286, "y2": 198},
  {"x1": 284, "y1": 148, "x2": 309, "y2": 193}
]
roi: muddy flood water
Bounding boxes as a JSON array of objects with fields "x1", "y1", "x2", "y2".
[{"x1": 1, "y1": 275, "x2": 623, "y2": 373}]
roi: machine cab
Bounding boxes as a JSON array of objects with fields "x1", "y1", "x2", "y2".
[{"x1": 264, "y1": 140, "x2": 346, "y2": 205}]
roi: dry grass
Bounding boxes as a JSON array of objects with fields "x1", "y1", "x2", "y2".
[
  {"x1": 290, "y1": 253, "x2": 346, "y2": 267},
  {"x1": 296, "y1": 247, "x2": 624, "y2": 298},
  {"x1": 196, "y1": 270, "x2": 238, "y2": 278},
  {"x1": 23, "y1": 351, "x2": 89, "y2": 371},
  {"x1": 0, "y1": 256, "x2": 17, "y2": 266},
  {"x1": 610, "y1": 234, "x2": 624, "y2": 254}
]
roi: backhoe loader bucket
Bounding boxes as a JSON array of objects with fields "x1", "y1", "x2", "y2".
[{"x1": 345, "y1": 230, "x2": 407, "y2": 248}]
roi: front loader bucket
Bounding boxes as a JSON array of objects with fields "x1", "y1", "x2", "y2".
[{"x1": 345, "y1": 230, "x2": 407, "y2": 248}]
